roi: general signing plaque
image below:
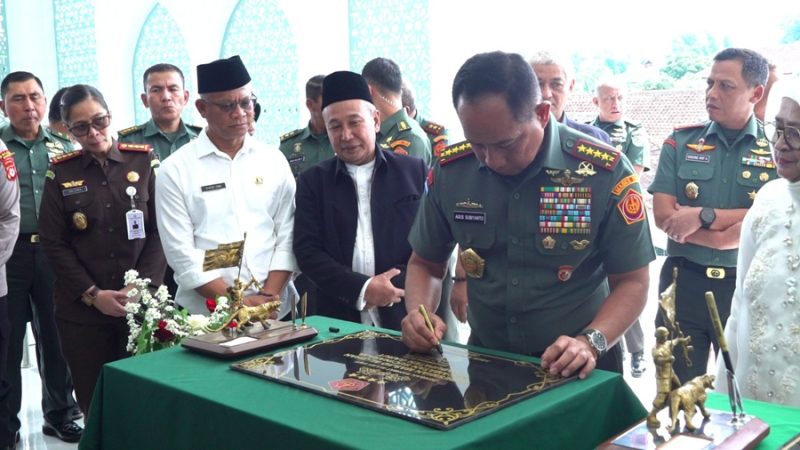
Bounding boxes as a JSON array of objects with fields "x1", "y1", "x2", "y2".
[{"x1": 231, "y1": 330, "x2": 574, "y2": 429}]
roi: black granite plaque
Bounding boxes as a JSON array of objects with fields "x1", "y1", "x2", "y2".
[{"x1": 231, "y1": 330, "x2": 574, "y2": 429}]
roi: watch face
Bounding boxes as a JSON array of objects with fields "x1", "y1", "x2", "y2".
[{"x1": 590, "y1": 332, "x2": 607, "y2": 351}]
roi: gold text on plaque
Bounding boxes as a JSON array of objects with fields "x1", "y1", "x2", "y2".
[{"x1": 459, "y1": 248, "x2": 485, "y2": 279}]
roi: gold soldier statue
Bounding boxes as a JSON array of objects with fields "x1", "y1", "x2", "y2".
[{"x1": 647, "y1": 326, "x2": 691, "y2": 428}]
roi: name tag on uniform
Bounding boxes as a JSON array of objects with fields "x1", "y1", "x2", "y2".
[
  {"x1": 288, "y1": 154, "x2": 305, "y2": 164},
  {"x1": 126, "y1": 209, "x2": 146, "y2": 240},
  {"x1": 685, "y1": 153, "x2": 710, "y2": 163},
  {"x1": 201, "y1": 182, "x2": 226, "y2": 192},
  {"x1": 454, "y1": 211, "x2": 486, "y2": 224},
  {"x1": 61, "y1": 186, "x2": 88, "y2": 197}
]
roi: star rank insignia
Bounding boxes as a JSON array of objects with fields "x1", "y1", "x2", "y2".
[{"x1": 567, "y1": 139, "x2": 620, "y2": 171}]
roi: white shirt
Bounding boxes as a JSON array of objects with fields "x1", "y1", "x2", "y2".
[
  {"x1": 155, "y1": 130, "x2": 297, "y2": 315},
  {"x1": 715, "y1": 178, "x2": 800, "y2": 406},
  {"x1": 346, "y1": 159, "x2": 381, "y2": 327}
]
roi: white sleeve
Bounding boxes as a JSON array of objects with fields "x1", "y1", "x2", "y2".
[
  {"x1": 267, "y1": 157, "x2": 298, "y2": 273},
  {"x1": 155, "y1": 161, "x2": 220, "y2": 290}
]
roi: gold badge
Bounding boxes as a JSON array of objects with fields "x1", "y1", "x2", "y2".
[
  {"x1": 742, "y1": 170, "x2": 751, "y2": 179},
  {"x1": 60, "y1": 180, "x2": 85, "y2": 189},
  {"x1": 550, "y1": 169, "x2": 584, "y2": 187},
  {"x1": 455, "y1": 199, "x2": 483, "y2": 209},
  {"x1": 756, "y1": 137, "x2": 769, "y2": 148},
  {"x1": 575, "y1": 161, "x2": 596, "y2": 177},
  {"x1": 558, "y1": 265, "x2": 574, "y2": 282},
  {"x1": 542, "y1": 236, "x2": 556, "y2": 250},
  {"x1": 126, "y1": 171, "x2": 140, "y2": 182},
  {"x1": 748, "y1": 190, "x2": 757, "y2": 201},
  {"x1": 255, "y1": 176, "x2": 263, "y2": 185},
  {"x1": 685, "y1": 181, "x2": 699, "y2": 200},
  {"x1": 570, "y1": 240, "x2": 590, "y2": 251},
  {"x1": 759, "y1": 172, "x2": 769, "y2": 182},
  {"x1": 72, "y1": 212, "x2": 88, "y2": 230},
  {"x1": 750, "y1": 148, "x2": 771, "y2": 156},
  {"x1": 294, "y1": 142, "x2": 302, "y2": 153},
  {"x1": 459, "y1": 248, "x2": 485, "y2": 279}
]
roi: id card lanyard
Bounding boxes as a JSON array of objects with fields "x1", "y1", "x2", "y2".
[{"x1": 125, "y1": 186, "x2": 145, "y2": 240}]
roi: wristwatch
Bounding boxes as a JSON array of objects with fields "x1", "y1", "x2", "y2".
[
  {"x1": 579, "y1": 328, "x2": 608, "y2": 358},
  {"x1": 699, "y1": 207, "x2": 716, "y2": 229}
]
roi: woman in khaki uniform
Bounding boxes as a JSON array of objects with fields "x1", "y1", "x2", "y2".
[{"x1": 38, "y1": 85, "x2": 165, "y2": 414}]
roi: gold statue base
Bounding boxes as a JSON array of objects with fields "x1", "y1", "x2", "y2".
[
  {"x1": 600, "y1": 409, "x2": 769, "y2": 449},
  {"x1": 182, "y1": 320, "x2": 318, "y2": 359}
]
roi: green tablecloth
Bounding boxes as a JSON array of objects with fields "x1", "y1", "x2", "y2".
[
  {"x1": 79, "y1": 316, "x2": 646, "y2": 450},
  {"x1": 706, "y1": 392, "x2": 800, "y2": 449}
]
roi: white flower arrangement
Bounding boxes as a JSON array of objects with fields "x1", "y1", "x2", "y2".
[{"x1": 124, "y1": 269, "x2": 208, "y2": 355}]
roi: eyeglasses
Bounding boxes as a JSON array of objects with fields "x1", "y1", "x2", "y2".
[
  {"x1": 68, "y1": 114, "x2": 111, "y2": 137},
  {"x1": 202, "y1": 94, "x2": 257, "y2": 114},
  {"x1": 765, "y1": 122, "x2": 800, "y2": 151}
]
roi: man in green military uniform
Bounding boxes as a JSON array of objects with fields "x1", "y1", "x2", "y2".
[
  {"x1": 649, "y1": 48, "x2": 775, "y2": 384},
  {"x1": 401, "y1": 81, "x2": 449, "y2": 159},
  {"x1": 279, "y1": 75, "x2": 334, "y2": 177},
  {"x1": 118, "y1": 63, "x2": 201, "y2": 161},
  {"x1": 401, "y1": 52, "x2": 655, "y2": 380},
  {"x1": 362, "y1": 57, "x2": 432, "y2": 167},
  {"x1": 590, "y1": 77, "x2": 649, "y2": 378},
  {"x1": 0, "y1": 71, "x2": 82, "y2": 443},
  {"x1": 590, "y1": 78, "x2": 649, "y2": 175}
]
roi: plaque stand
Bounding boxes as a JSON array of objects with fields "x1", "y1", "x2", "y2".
[{"x1": 182, "y1": 320, "x2": 317, "y2": 358}]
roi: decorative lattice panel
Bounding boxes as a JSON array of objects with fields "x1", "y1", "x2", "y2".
[{"x1": 53, "y1": 0, "x2": 99, "y2": 87}]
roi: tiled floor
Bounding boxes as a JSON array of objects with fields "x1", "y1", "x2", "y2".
[{"x1": 15, "y1": 363, "x2": 82, "y2": 450}]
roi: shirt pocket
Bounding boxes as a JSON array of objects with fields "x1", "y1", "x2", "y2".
[
  {"x1": 63, "y1": 191, "x2": 95, "y2": 233},
  {"x1": 677, "y1": 162, "x2": 714, "y2": 205}
]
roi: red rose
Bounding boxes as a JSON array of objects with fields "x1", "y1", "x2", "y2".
[
  {"x1": 228, "y1": 320, "x2": 238, "y2": 329},
  {"x1": 153, "y1": 325, "x2": 175, "y2": 342},
  {"x1": 205, "y1": 299, "x2": 217, "y2": 313}
]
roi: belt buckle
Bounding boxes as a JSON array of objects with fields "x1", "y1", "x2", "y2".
[
  {"x1": 30, "y1": 234, "x2": 39, "y2": 243},
  {"x1": 706, "y1": 267, "x2": 725, "y2": 279}
]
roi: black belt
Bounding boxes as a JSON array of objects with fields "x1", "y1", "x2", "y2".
[
  {"x1": 18, "y1": 233, "x2": 39, "y2": 244},
  {"x1": 673, "y1": 257, "x2": 735, "y2": 279}
]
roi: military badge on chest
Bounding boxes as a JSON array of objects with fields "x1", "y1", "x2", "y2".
[
  {"x1": 453, "y1": 198, "x2": 486, "y2": 224},
  {"x1": 539, "y1": 169, "x2": 591, "y2": 237}
]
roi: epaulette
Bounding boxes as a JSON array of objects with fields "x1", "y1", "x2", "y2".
[
  {"x1": 118, "y1": 124, "x2": 145, "y2": 137},
  {"x1": 118, "y1": 142, "x2": 152, "y2": 153},
  {"x1": 673, "y1": 123, "x2": 705, "y2": 132},
  {"x1": 48, "y1": 129, "x2": 72, "y2": 142},
  {"x1": 565, "y1": 138, "x2": 620, "y2": 171},
  {"x1": 389, "y1": 139, "x2": 411, "y2": 149},
  {"x1": 279, "y1": 128, "x2": 303, "y2": 143},
  {"x1": 398, "y1": 120, "x2": 411, "y2": 132},
  {"x1": 438, "y1": 141, "x2": 474, "y2": 166},
  {"x1": 422, "y1": 121, "x2": 445, "y2": 136},
  {"x1": 51, "y1": 150, "x2": 83, "y2": 165}
]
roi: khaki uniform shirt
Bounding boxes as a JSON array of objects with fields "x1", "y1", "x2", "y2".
[
  {"x1": 0, "y1": 125, "x2": 73, "y2": 233},
  {"x1": 648, "y1": 116, "x2": 776, "y2": 267},
  {"x1": 278, "y1": 124, "x2": 334, "y2": 177},
  {"x1": 378, "y1": 109, "x2": 432, "y2": 167},
  {"x1": 409, "y1": 118, "x2": 655, "y2": 355},
  {"x1": 38, "y1": 143, "x2": 166, "y2": 324},
  {"x1": 118, "y1": 119, "x2": 201, "y2": 162}
]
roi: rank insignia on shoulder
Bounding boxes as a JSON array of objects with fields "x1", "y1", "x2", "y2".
[
  {"x1": 51, "y1": 150, "x2": 82, "y2": 165},
  {"x1": 439, "y1": 141, "x2": 474, "y2": 166},
  {"x1": 568, "y1": 139, "x2": 620, "y2": 171},
  {"x1": 118, "y1": 143, "x2": 152, "y2": 152},
  {"x1": 423, "y1": 121, "x2": 445, "y2": 135},
  {"x1": 398, "y1": 120, "x2": 410, "y2": 131},
  {"x1": 280, "y1": 128, "x2": 303, "y2": 143},
  {"x1": 118, "y1": 124, "x2": 144, "y2": 136},
  {"x1": 686, "y1": 138, "x2": 715, "y2": 153},
  {"x1": 617, "y1": 189, "x2": 645, "y2": 225}
]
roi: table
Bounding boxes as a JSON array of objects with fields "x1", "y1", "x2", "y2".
[
  {"x1": 79, "y1": 316, "x2": 647, "y2": 450},
  {"x1": 705, "y1": 392, "x2": 800, "y2": 449}
]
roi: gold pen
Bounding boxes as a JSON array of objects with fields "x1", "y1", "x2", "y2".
[{"x1": 418, "y1": 304, "x2": 443, "y2": 354}]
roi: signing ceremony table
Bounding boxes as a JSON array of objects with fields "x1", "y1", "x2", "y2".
[{"x1": 77, "y1": 316, "x2": 792, "y2": 450}]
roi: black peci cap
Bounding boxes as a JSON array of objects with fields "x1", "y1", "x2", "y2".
[
  {"x1": 197, "y1": 55, "x2": 251, "y2": 94},
  {"x1": 322, "y1": 71, "x2": 373, "y2": 109}
]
